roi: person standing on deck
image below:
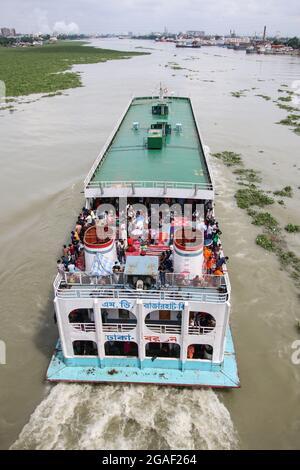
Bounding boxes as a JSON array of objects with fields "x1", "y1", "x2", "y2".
[
  {"x1": 216, "y1": 256, "x2": 229, "y2": 270},
  {"x1": 57, "y1": 259, "x2": 65, "y2": 275}
]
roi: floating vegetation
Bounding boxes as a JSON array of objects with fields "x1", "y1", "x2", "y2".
[
  {"x1": 278, "y1": 96, "x2": 292, "y2": 103},
  {"x1": 277, "y1": 114, "x2": 300, "y2": 127},
  {"x1": 233, "y1": 168, "x2": 262, "y2": 184},
  {"x1": 293, "y1": 125, "x2": 300, "y2": 136},
  {"x1": 214, "y1": 148, "x2": 300, "y2": 290},
  {"x1": 276, "y1": 103, "x2": 299, "y2": 112},
  {"x1": 167, "y1": 63, "x2": 184, "y2": 70},
  {"x1": 212, "y1": 151, "x2": 242, "y2": 166},
  {"x1": 235, "y1": 187, "x2": 274, "y2": 209},
  {"x1": 256, "y1": 94, "x2": 271, "y2": 101},
  {"x1": 273, "y1": 186, "x2": 293, "y2": 198},
  {"x1": 42, "y1": 91, "x2": 64, "y2": 98},
  {"x1": 0, "y1": 105, "x2": 15, "y2": 111},
  {"x1": 285, "y1": 224, "x2": 300, "y2": 233},
  {"x1": 248, "y1": 210, "x2": 280, "y2": 232},
  {"x1": 231, "y1": 90, "x2": 247, "y2": 98},
  {"x1": 134, "y1": 46, "x2": 155, "y2": 50},
  {"x1": 277, "y1": 248, "x2": 300, "y2": 282},
  {"x1": 256, "y1": 234, "x2": 276, "y2": 252},
  {"x1": 0, "y1": 41, "x2": 145, "y2": 97}
]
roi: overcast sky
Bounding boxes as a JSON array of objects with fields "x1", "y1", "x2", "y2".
[{"x1": 1, "y1": 0, "x2": 300, "y2": 36}]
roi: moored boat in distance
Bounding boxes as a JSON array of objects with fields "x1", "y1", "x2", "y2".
[
  {"x1": 47, "y1": 90, "x2": 239, "y2": 388},
  {"x1": 176, "y1": 40, "x2": 201, "y2": 48}
]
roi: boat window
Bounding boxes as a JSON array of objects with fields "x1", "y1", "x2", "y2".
[
  {"x1": 104, "y1": 341, "x2": 138, "y2": 357},
  {"x1": 145, "y1": 342, "x2": 180, "y2": 359},
  {"x1": 101, "y1": 308, "x2": 137, "y2": 324},
  {"x1": 187, "y1": 344, "x2": 213, "y2": 360},
  {"x1": 73, "y1": 340, "x2": 98, "y2": 356},
  {"x1": 189, "y1": 311, "x2": 216, "y2": 331},
  {"x1": 69, "y1": 309, "x2": 94, "y2": 323},
  {"x1": 145, "y1": 311, "x2": 181, "y2": 323}
]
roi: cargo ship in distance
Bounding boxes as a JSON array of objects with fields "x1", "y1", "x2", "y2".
[{"x1": 47, "y1": 90, "x2": 239, "y2": 388}]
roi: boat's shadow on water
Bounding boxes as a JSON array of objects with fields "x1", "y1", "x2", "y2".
[{"x1": 33, "y1": 289, "x2": 58, "y2": 369}]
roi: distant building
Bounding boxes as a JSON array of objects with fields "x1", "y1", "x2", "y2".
[
  {"x1": 0, "y1": 27, "x2": 16, "y2": 37},
  {"x1": 1, "y1": 27, "x2": 11, "y2": 37},
  {"x1": 187, "y1": 30, "x2": 205, "y2": 37}
]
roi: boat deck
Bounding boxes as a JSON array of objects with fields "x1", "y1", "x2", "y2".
[
  {"x1": 47, "y1": 327, "x2": 239, "y2": 388},
  {"x1": 89, "y1": 96, "x2": 211, "y2": 187}
]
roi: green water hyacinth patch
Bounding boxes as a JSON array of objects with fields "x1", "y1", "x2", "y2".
[
  {"x1": 278, "y1": 96, "x2": 292, "y2": 103},
  {"x1": 277, "y1": 114, "x2": 300, "y2": 126},
  {"x1": 0, "y1": 41, "x2": 146, "y2": 97},
  {"x1": 273, "y1": 186, "x2": 293, "y2": 198},
  {"x1": 276, "y1": 103, "x2": 299, "y2": 112},
  {"x1": 230, "y1": 90, "x2": 248, "y2": 98},
  {"x1": 256, "y1": 94, "x2": 271, "y2": 101},
  {"x1": 233, "y1": 168, "x2": 262, "y2": 184},
  {"x1": 248, "y1": 210, "x2": 280, "y2": 232},
  {"x1": 212, "y1": 151, "x2": 242, "y2": 166},
  {"x1": 285, "y1": 224, "x2": 300, "y2": 233},
  {"x1": 235, "y1": 187, "x2": 274, "y2": 209},
  {"x1": 256, "y1": 234, "x2": 276, "y2": 251}
]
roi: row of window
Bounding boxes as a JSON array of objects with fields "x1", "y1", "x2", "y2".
[
  {"x1": 73, "y1": 340, "x2": 213, "y2": 360},
  {"x1": 69, "y1": 309, "x2": 216, "y2": 329}
]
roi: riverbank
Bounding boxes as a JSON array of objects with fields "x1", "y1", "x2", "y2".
[{"x1": 0, "y1": 40, "x2": 146, "y2": 97}]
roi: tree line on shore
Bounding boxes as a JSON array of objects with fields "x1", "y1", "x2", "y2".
[{"x1": 0, "y1": 34, "x2": 88, "y2": 47}]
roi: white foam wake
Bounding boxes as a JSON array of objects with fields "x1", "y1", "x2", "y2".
[{"x1": 11, "y1": 384, "x2": 238, "y2": 450}]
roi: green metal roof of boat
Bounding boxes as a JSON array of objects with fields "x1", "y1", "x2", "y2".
[{"x1": 89, "y1": 96, "x2": 211, "y2": 187}]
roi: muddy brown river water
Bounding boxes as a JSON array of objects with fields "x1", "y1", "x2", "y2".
[{"x1": 0, "y1": 39, "x2": 300, "y2": 450}]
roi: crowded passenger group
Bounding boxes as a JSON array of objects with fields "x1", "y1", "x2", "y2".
[{"x1": 56, "y1": 198, "x2": 229, "y2": 281}]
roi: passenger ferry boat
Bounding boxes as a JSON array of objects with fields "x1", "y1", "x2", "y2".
[{"x1": 47, "y1": 91, "x2": 239, "y2": 388}]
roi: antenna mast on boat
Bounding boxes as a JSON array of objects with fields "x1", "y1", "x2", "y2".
[{"x1": 159, "y1": 82, "x2": 164, "y2": 100}]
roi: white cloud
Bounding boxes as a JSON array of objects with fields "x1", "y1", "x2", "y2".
[
  {"x1": 53, "y1": 21, "x2": 80, "y2": 35},
  {"x1": 34, "y1": 7, "x2": 51, "y2": 33},
  {"x1": 2, "y1": 0, "x2": 300, "y2": 36}
]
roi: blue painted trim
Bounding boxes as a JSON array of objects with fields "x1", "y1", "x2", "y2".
[{"x1": 46, "y1": 327, "x2": 240, "y2": 388}]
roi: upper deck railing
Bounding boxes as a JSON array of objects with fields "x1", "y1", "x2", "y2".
[
  {"x1": 53, "y1": 271, "x2": 229, "y2": 303},
  {"x1": 85, "y1": 180, "x2": 214, "y2": 192}
]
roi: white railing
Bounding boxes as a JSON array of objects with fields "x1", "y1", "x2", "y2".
[
  {"x1": 188, "y1": 326, "x2": 215, "y2": 335},
  {"x1": 84, "y1": 97, "x2": 133, "y2": 189},
  {"x1": 223, "y1": 271, "x2": 231, "y2": 295},
  {"x1": 86, "y1": 180, "x2": 214, "y2": 191},
  {"x1": 190, "y1": 98, "x2": 215, "y2": 190},
  {"x1": 71, "y1": 322, "x2": 96, "y2": 333},
  {"x1": 165, "y1": 273, "x2": 226, "y2": 289},
  {"x1": 61, "y1": 272, "x2": 227, "y2": 290},
  {"x1": 56, "y1": 286, "x2": 227, "y2": 303},
  {"x1": 102, "y1": 323, "x2": 137, "y2": 333},
  {"x1": 145, "y1": 324, "x2": 181, "y2": 334},
  {"x1": 53, "y1": 272, "x2": 62, "y2": 294}
]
